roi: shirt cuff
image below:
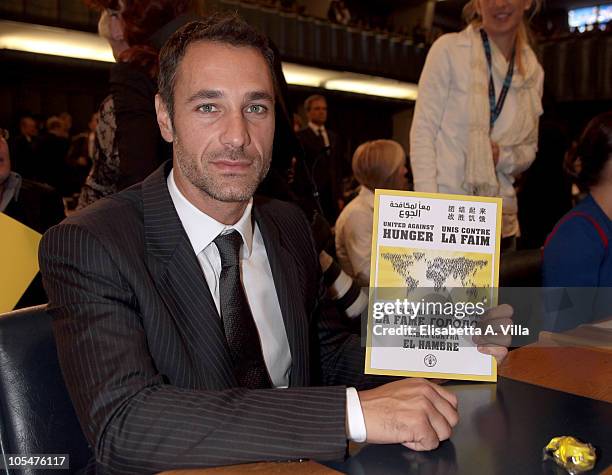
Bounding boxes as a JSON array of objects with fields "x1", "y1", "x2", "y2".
[{"x1": 345, "y1": 387, "x2": 367, "y2": 442}]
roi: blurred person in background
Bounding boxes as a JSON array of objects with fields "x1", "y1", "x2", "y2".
[
  {"x1": 335, "y1": 140, "x2": 409, "y2": 287},
  {"x1": 1, "y1": 129, "x2": 65, "y2": 308},
  {"x1": 78, "y1": 0, "x2": 198, "y2": 209},
  {"x1": 87, "y1": 112, "x2": 99, "y2": 160},
  {"x1": 9, "y1": 115, "x2": 39, "y2": 180},
  {"x1": 1, "y1": 129, "x2": 64, "y2": 234},
  {"x1": 64, "y1": 112, "x2": 98, "y2": 202},
  {"x1": 410, "y1": 0, "x2": 544, "y2": 252},
  {"x1": 58, "y1": 112, "x2": 73, "y2": 139},
  {"x1": 36, "y1": 115, "x2": 70, "y2": 195},
  {"x1": 296, "y1": 94, "x2": 347, "y2": 223},
  {"x1": 328, "y1": 0, "x2": 351, "y2": 26},
  {"x1": 544, "y1": 112, "x2": 612, "y2": 288}
]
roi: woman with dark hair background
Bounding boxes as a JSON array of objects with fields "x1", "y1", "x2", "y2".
[
  {"x1": 542, "y1": 112, "x2": 612, "y2": 331},
  {"x1": 78, "y1": 0, "x2": 199, "y2": 209},
  {"x1": 543, "y1": 112, "x2": 612, "y2": 287}
]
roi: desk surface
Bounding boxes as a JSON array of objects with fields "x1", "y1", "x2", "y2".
[
  {"x1": 327, "y1": 377, "x2": 612, "y2": 475},
  {"x1": 162, "y1": 377, "x2": 611, "y2": 475},
  {"x1": 161, "y1": 338, "x2": 612, "y2": 475},
  {"x1": 499, "y1": 345, "x2": 612, "y2": 403}
]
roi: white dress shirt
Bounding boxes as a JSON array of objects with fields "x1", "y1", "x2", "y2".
[
  {"x1": 308, "y1": 121, "x2": 330, "y2": 147},
  {"x1": 167, "y1": 170, "x2": 366, "y2": 441}
]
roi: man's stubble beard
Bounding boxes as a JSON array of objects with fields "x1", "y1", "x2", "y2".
[{"x1": 174, "y1": 135, "x2": 271, "y2": 203}]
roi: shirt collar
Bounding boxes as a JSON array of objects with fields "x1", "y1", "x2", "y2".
[
  {"x1": 358, "y1": 185, "x2": 375, "y2": 209},
  {"x1": 0, "y1": 172, "x2": 22, "y2": 212},
  {"x1": 167, "y1": 168, "x2": 254, "y2": 258},
  {"x1": 308, "y1": 122, "x2": 326, "y2": 134}
]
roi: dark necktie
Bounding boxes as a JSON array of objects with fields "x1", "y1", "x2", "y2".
[
  {"x1": 316, "y1": 127, "x2": 325, "y2": 147},
  {"x1": 213, "y1": 230, "x2": 272, "y2": 389}
]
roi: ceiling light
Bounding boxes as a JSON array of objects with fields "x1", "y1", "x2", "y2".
[
  {"x1": 0, "y1": 20, "x2": 114, "y2": 62},
  {"x1": 0, "y1": 20, "x2": 419, "y2": 101},
  {"x1": 324, "y1": 77, "x2": 418, "y2": 100}
]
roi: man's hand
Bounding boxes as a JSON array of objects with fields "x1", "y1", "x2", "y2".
[
  {"x1": 491, "y1": 141, "x2": 500, "y2": 166},
  {"x1": 475, "y1": 303, "x2": 513, "y2": 365},
  {"x1": 359, "y1": 378, "x2": 458, "y2": 451}
]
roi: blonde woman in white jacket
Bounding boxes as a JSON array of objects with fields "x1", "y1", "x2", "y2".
[{"x1": 410, "y1": 0, "x2": 544, "y2": 250}]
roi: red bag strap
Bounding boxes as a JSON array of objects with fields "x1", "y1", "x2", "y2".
[{"x1": 544, "y1": 211, "x2": 609, "y2": 249}]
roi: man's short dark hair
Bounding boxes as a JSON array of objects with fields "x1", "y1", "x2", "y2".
[{"x1": 158, "y1": 13, "x2": 279, "y2": 122}]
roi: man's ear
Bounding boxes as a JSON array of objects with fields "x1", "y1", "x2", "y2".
[{"x1": 155, "y1": 94, "x2": 174, "y2": 143}]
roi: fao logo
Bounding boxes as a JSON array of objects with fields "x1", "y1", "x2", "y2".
[{"x1": 424, "y1": 354, "x2": 437, "y2": 367}]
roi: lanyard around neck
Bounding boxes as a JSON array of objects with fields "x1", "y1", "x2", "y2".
[{"x1": 480, "y1": 29, "x2": 515, "y2": 131}]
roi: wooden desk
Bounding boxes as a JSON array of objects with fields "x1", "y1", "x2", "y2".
[
  {"x1": 161, "y1": 329, "x2": 612, "y2": 474},
  {"x1": 159, "y1": 460, "x2": 340, "y2": 475},
  {"x1": 499, "y1": 340, "x2": 612, "y2": 403},
  {"x1": 159, "y1": 374, "x2": 612, "y2": 475}
]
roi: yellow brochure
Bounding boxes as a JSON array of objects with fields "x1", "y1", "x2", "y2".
[
  {"x1": 0, "y1": 213, "x2": 42, "y2": 313},
  {"x1": 365, "y1": 190, "x2": 502, "y2": 382}
]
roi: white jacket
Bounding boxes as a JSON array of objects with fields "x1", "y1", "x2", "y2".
[{"x1": 409, "y1": 26, "x2": 544, "y2": 237}]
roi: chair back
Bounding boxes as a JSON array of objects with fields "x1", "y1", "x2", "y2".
[
  {"x1": 499, "y1": 249, "x2": 543, "y2": 287},
  {"x1": 0, "y1": 305, "x2": 92, "y2": 474}
]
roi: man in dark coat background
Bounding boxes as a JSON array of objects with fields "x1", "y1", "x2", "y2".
[{"x1": 296, "y1": 94, "x2": 348, "y2": 223}]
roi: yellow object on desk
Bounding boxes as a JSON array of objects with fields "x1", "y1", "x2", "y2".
[
  {"x1": 0, "y1": 213, "x2": 41, "y2": 312},
  {"x1": 544, "y1": 436, "x2": 596, "y2": 474}
]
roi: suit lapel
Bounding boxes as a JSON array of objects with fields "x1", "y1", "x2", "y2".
[
  {"x1": 253, "y1": 201, "x2": 310, "y2": 387},
  {"x1": 142, "y1": 163, "x2": 236, "y2": 389}
]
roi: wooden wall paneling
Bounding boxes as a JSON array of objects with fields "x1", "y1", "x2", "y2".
[
  {"x1": 388, "y1": 37, "x2": 402, "y2": 77},
  {"x1": 599, "y1": 35, "x2": 612, "y2": 100},
  {"x1": 58, "y1": 0, "x2": 91, "y2": 28},
  {"x1": 294, "y1": 16, "x2": 310, "y2": 59},
  {"x1": 398, "y1": 40, "x2": 414, "y2": 82},
  {"x1": 374, "y1": 34, "x2": 387, "y2": 70},
  {"x1": 299, "y1": 17, "x2": 316, "y2": 61},
  {"x1": 24, "y1": 0, "x2": 59, "y2": 23},
  {"x1": 15, "y1": 85, "x2": 42, "y2": 118},
  {"x1": 358, "y1": 31, "x2": 372, "y2": 69},
  {"x1": 264, "y1": 6, "x2": 283, "y2": 49},
  {"x1": 313, "y1": 19, "x2": 330, "y2": 63},
  {"x1": 578, "y1": 37, "x2": 598, "y2": 101},
  {"x1": 279, "y1": 12, "x2": 298, "y2": 59},
  {"x1": 346, "y1": 28, "x2": 359, "y2": 69},
  {"x1": 596, "y1": 36, "x2": 612, "y2": 100},
  {"x1": 0, "y1": 0, "x2": 25, "y2": 15},
  {"x1": 41, "y1": 86, "x2": 68, "y2": 118},
  {"x1": 237, "y1": 3, "x2": 262, "y2": 33},
  {"x1": 328, "y1": 24, "x2": 343, "y2": 65}
]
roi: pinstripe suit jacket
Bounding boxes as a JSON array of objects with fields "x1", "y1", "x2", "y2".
[{"x1": 39, "y1": 162, "x2": 374, "y2": 474}]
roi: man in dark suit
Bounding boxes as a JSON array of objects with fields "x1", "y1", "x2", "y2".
[
  {"x1": 296, "y1": 94, "x2": 347, "y2": 223},
  {"x1": 9, "y1": 115, "x2": 39, "y2": 181},
  {"x1": 39, "y1": 15, "x2": 508, "y2": 474}
]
